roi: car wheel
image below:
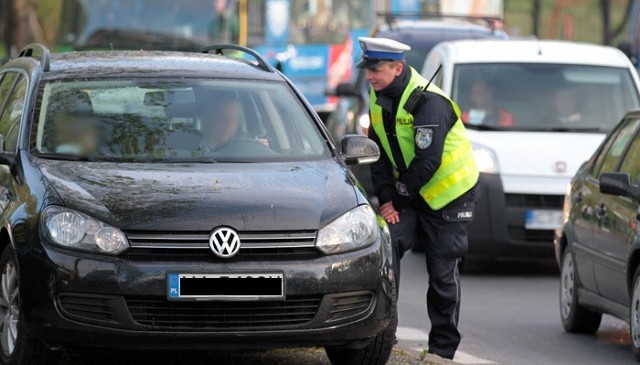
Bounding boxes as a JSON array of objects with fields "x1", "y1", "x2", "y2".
[
  {"x1": 559, "y1": 245, "x2": 602, "y2": 334},
  {"x1": 325, "y1": 285, "x2": 397, "y2": 365},
  {"x1": 0, "y1": 245, "x2": 58, "y2": 365},
  {"x1": 630, "y1": 266, "x2": 640, "y2": 361}
]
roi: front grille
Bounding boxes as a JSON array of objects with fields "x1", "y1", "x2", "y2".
[
  {"x1": 125, "y1": 231, "x2": 319, "y2": 259},
  {"x1": 58, "y1": 294, "x2": 118, "y2": 324},
  {"x1": 126, "y1": 296, "x2": 322, "y2": 330},
  {"x1": 327, "y1": 292, "x2": 374, "y2": 323},
  {"x1": 505, "y1": 194, "x2": 564, "y2": 209},
  {"x1": 507, "y1": 226, "x2": 555, "y2": 242}
]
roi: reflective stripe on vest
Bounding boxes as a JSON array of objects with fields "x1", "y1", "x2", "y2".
[{"x1": 370, "y1": 67, "x2": 479, "y2": 210}]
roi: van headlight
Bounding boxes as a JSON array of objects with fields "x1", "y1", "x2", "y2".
[
  {"x1": 472, "y1": 143, "x2": 500, "y2": 174},
  {"x1": 41, "y1": 206, "x2": 129, "y2": 255},
  {"x1": 316, "y1": 205, "x2": 379, "y2": 254},
  {"x1": 358, "y1": 114, "x2": 371, "y2": 130}
]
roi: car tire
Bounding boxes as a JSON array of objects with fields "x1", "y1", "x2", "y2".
[
  {"x1": 325, "y1": 285, "x2": 397, "y2": 365},
  {"x1": 0, "y1": 245, "x2": 58, "y2": 365},
  {"x1": 629, "y1": 266, "x2": 640, "y2": 361},
  {"x1": 559, "y1": 245, "x2": 602, "y2": 334}
]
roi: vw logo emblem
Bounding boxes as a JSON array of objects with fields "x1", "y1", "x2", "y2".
[
  {"x1": 209, "y1": 227, "x2": 241, "y2": 258},
  {"x1": 553, "y1": 161, "x2": 568, "y2": 174}
]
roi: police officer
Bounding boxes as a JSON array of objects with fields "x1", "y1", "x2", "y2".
[{"x1": 357, "y1": 37, "x2": 479, "y2": 360}]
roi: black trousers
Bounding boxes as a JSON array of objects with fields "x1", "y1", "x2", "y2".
[{"x1": 390, "y1": 192, "x2": 475, "y2": 360}]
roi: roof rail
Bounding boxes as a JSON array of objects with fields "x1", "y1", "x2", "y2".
[
  {"x1": 377, "y1": 11, "x2": 502, "y2": 32},
  {"x1": 17, "y1": 43, "x2": 51, "y2": 72},
  {"x1": 201, "y1": 44, "x2": 274, "y2": 73}
]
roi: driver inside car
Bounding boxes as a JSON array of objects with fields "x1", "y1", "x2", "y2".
[{"x1": 199, "y1": 93, "x2": 269, "y2": 150}]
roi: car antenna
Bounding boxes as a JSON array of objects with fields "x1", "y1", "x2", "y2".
[{"x1": 422, "y1": 64, "x2": 442, "y2": 92}]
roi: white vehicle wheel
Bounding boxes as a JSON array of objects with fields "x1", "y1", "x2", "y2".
[
  {"x1": 0, "y1": 259, "x2": 19, "y2": 357},
  {"x1": 559, "y1": 246, "x2": 601, "y2": 333},
  {"x1": 630, "y1": 266, "x2": 640, "y2": 361},
  {"x1": 0, "y1": 246, "x2": 58, "y2": 365}
]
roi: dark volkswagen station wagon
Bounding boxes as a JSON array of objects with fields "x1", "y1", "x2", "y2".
[{"x1": 0, "y1": 44, "x2": 395, "y2": 365}]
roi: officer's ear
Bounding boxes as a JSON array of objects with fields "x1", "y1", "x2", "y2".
[{"x1": 393, "y1": 61, "x2": 404, "y2": 77}]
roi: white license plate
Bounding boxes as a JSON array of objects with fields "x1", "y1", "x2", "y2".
[
  {"x1": 168, "y1": 273, "x2": 284, "y2": 301},
  {"x1": 525, "y1": 210, "x2": 563, "y2": 230}
]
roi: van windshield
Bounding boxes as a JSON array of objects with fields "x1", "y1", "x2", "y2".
[
  {"x1": 33, "y1": 79, "x2": 328, "y2": 163},
  {"x1": 452, "y1": 63, "x2": 640, "y2": 132}
]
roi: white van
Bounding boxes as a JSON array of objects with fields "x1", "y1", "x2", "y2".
[{"x1": 422, "y1": 40, "x2": 640, "y2": 260}]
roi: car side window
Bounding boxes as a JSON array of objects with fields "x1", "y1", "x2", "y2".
[
  {"x1": 0, "y1": 75, "x2": 27, "y2": 153},
  {"x1": 591, "y1": 118, "x2": 640, "y2": 179},
  {"x1": 0, "y1": 73, "x2": 18, "y2": 110},
  {"x1": 619, "y1": 131, "x2": 640, "y2": 186}
]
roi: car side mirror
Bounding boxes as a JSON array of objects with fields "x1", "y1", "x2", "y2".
[
  {"x1": 326, "y1": 82, "x2": 360, "y2": 97},
  {"x1": 0, "y1": 135, "x2": 15, "y2": 166},
  {"x1": 599, "y1": 172, "x2": 640, "y2": 200},
  {"x1": 618, "y1": 41, "x2": 636, "y2": 64},
  {"x1": 341, "y1": 134, "x2": 379, "y2": 165}
]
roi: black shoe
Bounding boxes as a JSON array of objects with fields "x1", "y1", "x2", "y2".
[{"x1": 428, "y1": 349, "x2": 454, "y2": 360}]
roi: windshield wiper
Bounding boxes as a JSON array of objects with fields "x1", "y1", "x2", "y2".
[
  {"x1": 464, "y1": 124, "x2": 505, "y2": 131},
  {"x1": 35, "y1": 153, "x2": 92, "y2": 161},
  {"x1": 542, "y1": 126, "x2": 603, "y2": 133}
]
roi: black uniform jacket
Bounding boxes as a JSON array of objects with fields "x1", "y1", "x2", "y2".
[{"x1": 367, "y1": 67, "x2": 457, "y2": 211}]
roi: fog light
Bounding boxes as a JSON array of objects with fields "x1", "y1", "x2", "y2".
[{"x1": 95, "y1": 227, "x2": 127, "y2": 253}]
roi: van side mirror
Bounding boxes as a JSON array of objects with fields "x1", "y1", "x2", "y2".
[
  {"x1": 600, "y1": 172, "x2": 640, "y2": 200},
  {"x1": 618, "y1": 41, "x2": 636, "y2": 64},
  {"x1": 341, "y1": 134, "x2": 379, "y2": 165}
]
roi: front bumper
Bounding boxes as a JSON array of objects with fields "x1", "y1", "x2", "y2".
[
  {"x1": 467, "y1": 173, "x2": 559, "y2": 260},
  {"x1": 18, "y1": 239, "x2": 394, "y2": 350}
]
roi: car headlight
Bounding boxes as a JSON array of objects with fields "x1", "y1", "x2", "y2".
[
  {"x1": 358, "y1": 114, "x2": 370, "y2": 130},
  {"x1": 377, "y1": 214, "x2": 393, "y2": 259},
  {"x1": 316, "y1": 205, "x2": 379, "y2": 254},
  {"x1": 41, "y1": 206, "x2": 129, "y2": 255},
  {"x1": 472, "y1": 143, "x2": 500, "y2": 174}
]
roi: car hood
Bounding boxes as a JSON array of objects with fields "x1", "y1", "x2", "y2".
[
  {"x1": 467, "y1": 130, "x2": 606, "y2": 193},
  {"x1": 37, "y1": 159, "x2": 358, "y2": 232}
]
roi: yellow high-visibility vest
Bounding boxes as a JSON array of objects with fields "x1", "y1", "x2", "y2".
[{"x1": 370, "y1": 67, "x2": 478, "y2": 210}]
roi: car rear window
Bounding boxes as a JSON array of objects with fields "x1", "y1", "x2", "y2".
[
  {"x1": 33, "y1": 79, "x2": 329, "y2": 163},
  {"x1": 452, "y1": 63, "x2": 640, "y2": 132}
]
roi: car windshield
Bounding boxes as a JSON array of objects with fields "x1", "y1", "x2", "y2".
[
  {"x1": 33, "y1": 79, "x2": 328, "y2": 163},
  {"x1": 452, "y1": 63, "x2": 640, "y2": 132}
]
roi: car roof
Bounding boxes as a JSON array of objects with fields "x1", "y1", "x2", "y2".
[
  {"x1": 433, "y1": 39, "x2": 631, "y2": 67},
  {"x1": 30, "y1": 50, "x2": 283, "y2": 81},
  {"x1": 379, "y1": 19, "x2": 507, "y2": 38},
  {"x1": 380, "y1": 19, "x2": 499, "y2": 32},
  {"x1": 376, "y1": 20, "x2": 507, "y2": 53}
]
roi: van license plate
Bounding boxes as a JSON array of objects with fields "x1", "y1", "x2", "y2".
[
  {"x1": 525, "y1": 210, "x2": 563, "y2": 230},
  {"x1": 168, "y1": 273, "x2": 284, "y2": 301}
]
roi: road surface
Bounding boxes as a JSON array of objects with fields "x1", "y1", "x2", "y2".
[{"x1": 396, "y1": 251, "x2": 635, "y2": 364}]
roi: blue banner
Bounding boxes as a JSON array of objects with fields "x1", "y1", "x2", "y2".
[{"x1": 391, "y1": 0, "x2": 421, "y2": 13}]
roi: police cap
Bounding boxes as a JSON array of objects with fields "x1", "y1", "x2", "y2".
[{"x1": 356, "y1": 37, "x2": 411, "y2": 69}]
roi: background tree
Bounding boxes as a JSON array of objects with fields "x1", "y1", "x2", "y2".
[
  {"x1": 600, "y1": 0, "x2": 634, "y2": 44},
  {"x1": 1, "y1": 0, "x2": 44, "y2": 54}
]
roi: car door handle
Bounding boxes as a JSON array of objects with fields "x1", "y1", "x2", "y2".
[
  {"x1": 595, "y1": 204, "x2": 607, "y2": 220},
  {"x1": 574, "y1": 192, "x2": 582, "y2": 205}
]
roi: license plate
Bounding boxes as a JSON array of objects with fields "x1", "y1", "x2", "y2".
[
  {"x1": 525, "y1": 210, "x2": 563, "y2": 230},
  {"x1": 167, "y1": 273, "x2": 284, "y2": 301}
]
